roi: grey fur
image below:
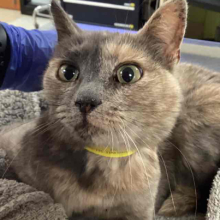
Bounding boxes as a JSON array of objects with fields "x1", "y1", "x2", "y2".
[{"x1": 0, "y1": 0, "x2": 219, "y2": 220}]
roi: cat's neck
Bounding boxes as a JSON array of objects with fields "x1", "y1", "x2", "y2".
[
  {"x1": 82, "y1": 148, "x2": 159, "y2": 191},
  {"x1": 35, "y1": 115, "x2": 159, "y2": 191}
]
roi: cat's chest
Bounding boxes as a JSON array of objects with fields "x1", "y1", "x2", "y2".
[
  {"x1": 50, "y1": 171, "x2": 133, "y2": 218},
  {"x1": 47, "y1": 158, "x2": 149, "y2": 218},
  {"x1": 58, "y1": 184, "x2": 125, "y2": 218}
]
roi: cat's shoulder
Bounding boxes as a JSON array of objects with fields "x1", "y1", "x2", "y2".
[
  {"x1": 174, "y1": 63, "x2": 220, "y2": 90},
  {"x1": 173, "y1": 63, "x2": 220, "y2": 123}
]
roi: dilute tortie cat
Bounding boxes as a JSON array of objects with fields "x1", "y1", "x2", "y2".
[{"x1": 0, "y1": 0, "x2": 220, "y2": 219}]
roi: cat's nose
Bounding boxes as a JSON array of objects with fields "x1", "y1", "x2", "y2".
[{"x1": 75, "y1": 96, "x2": 102, "y2": 113}]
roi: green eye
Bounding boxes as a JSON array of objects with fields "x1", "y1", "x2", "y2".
[
  {"x1": 58, "y1": 65, "x2": 79, "y2": 82},
  {"x1": 117, "y1": 65, "x2": 142, "y2": 84}
]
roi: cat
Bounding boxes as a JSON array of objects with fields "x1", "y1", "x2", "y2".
[{"x1": 0, "y1": 0, "x2": 219, "y2": 219}]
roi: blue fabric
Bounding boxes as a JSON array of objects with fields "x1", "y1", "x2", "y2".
[{"x1": 0, "y1": 23, "x2": 57, "y2": 91}]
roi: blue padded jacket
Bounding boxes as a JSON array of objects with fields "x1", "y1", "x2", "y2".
[{"x1": 0, "y1": 23, "x2": 57, "y2": 92}]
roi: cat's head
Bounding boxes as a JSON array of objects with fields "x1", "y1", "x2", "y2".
[{"x1": 43, "y1": 0, "x2": 187, "y2": 150}]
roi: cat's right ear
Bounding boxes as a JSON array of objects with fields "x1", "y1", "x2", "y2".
[
  {"x1": 137, "y1": 0, "x2": 187, "y2": 70},
  {"x1": 51, "y1": 0, "x2": 82, "y2": 42}
]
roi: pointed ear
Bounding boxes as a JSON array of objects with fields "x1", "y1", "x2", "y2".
[
  {"x1": 137, "y1": 0, "x2": 187, "y2": 69},
  {"x1": 51, "y1": 0, "x2": 82, "y2": 42}
]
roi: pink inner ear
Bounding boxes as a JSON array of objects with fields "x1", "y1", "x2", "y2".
[{"x1": 158, "y1": 3, "x2": 186, "y2": 57}]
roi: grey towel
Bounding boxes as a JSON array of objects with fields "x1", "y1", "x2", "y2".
[
  {"x1": 0, "y1": 178, "x2": 67, "y2": 220},
  {"x1": 207, "y1": 170, "x2": 220, "y2": 220},
  {"x1": 0, "y1": 90, "x2": 46, "y2": 128},
  {"x1": 0, "y1": 89, "x2": 216, "y2": 220}
]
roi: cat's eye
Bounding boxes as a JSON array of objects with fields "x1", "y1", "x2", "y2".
[
  {"x1": 58, "y1": 65, "x2": 79, "y2": 82},
  {"x1": 116, "y1": 65, "x2": 142, "y2": 84}
]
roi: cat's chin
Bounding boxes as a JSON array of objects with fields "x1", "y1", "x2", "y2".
[{"x1": 73, "y1": 120, "x2": 106, "y2": 141}]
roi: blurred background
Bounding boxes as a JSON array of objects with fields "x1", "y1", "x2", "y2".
[
  {"x1": 0, "y1": 0, "x2": 220, "y2": 71},
  {"x1": 1, "y1": 0, "x2": 220, "y2": 41}
]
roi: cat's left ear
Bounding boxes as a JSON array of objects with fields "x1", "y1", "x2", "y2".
[
  {"x1": 137, "y1": 0, "x2": 187, "y2": 69},
  {"x1": 51, "y1": 0, "x2": 82, "y2": 42}
]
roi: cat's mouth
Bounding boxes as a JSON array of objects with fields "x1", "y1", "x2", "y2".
[
  {"x1": 74, "y1": 118, "x2": 104, "y2": 140},
  {"x1": 76, "y1": 113, "x2": 109, "y2": 130}
]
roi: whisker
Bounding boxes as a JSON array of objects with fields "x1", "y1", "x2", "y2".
[
  {"x1": 118, "y1": 117, "x2": 133, "y2": 189},
  {"x1": 124, "y1": 124, "x2": 177, "y2": 215},
  {"x1": 159, "y1": 154, "x2": 177, "y2": 215},
  {"x1": 118, "y1": 124, "x2": 133, "y2": 188},
  {"x1": 0, "y1": 108, "x2": 65, "y2": 137},
  {"x1": 1, "y1": 149, "x2": 22, "y2": 179},
  {"x1": 1, "y1": 118, "x2": 61, "y2": 178},
  {"x1": 107, "y1": 126, "x2": 112, "y2": 168},
  {"x1": 167, "y1": 140, "x2": 198, "y2": 220},
  {"x1": 107, "y1": 125, "x2": 114, "y2": 167},
  {"x1": 122, "y1": 127, "x2": 156, "y2": 220}
]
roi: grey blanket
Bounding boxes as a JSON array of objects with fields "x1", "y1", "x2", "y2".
[{"x1": 0, "y1": 90, "x2": 217, "y2": 220}]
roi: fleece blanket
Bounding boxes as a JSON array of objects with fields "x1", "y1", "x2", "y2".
[{"x1": 0, "y1": 89, "x2": 217, "y2": 220}]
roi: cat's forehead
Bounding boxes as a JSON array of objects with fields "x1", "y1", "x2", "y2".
[
  {"x1": 82, "y1": 31, "x2": 147, "y2": 65},
  {"x1": 57, "y1": 31, "x2": 149, "y2": 70}
]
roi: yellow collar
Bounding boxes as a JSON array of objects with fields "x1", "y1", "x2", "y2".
[{"x1": 85, "y1": 147, "x2": 136, "y2": 158}]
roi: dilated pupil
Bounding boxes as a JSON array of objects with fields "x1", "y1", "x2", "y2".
[
  {"x1": 63, "y1": 67, "x2": 76, "y2": 80},
  {"x1": 121, "y1": 67, "x2": 134, "y2": 82}
]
